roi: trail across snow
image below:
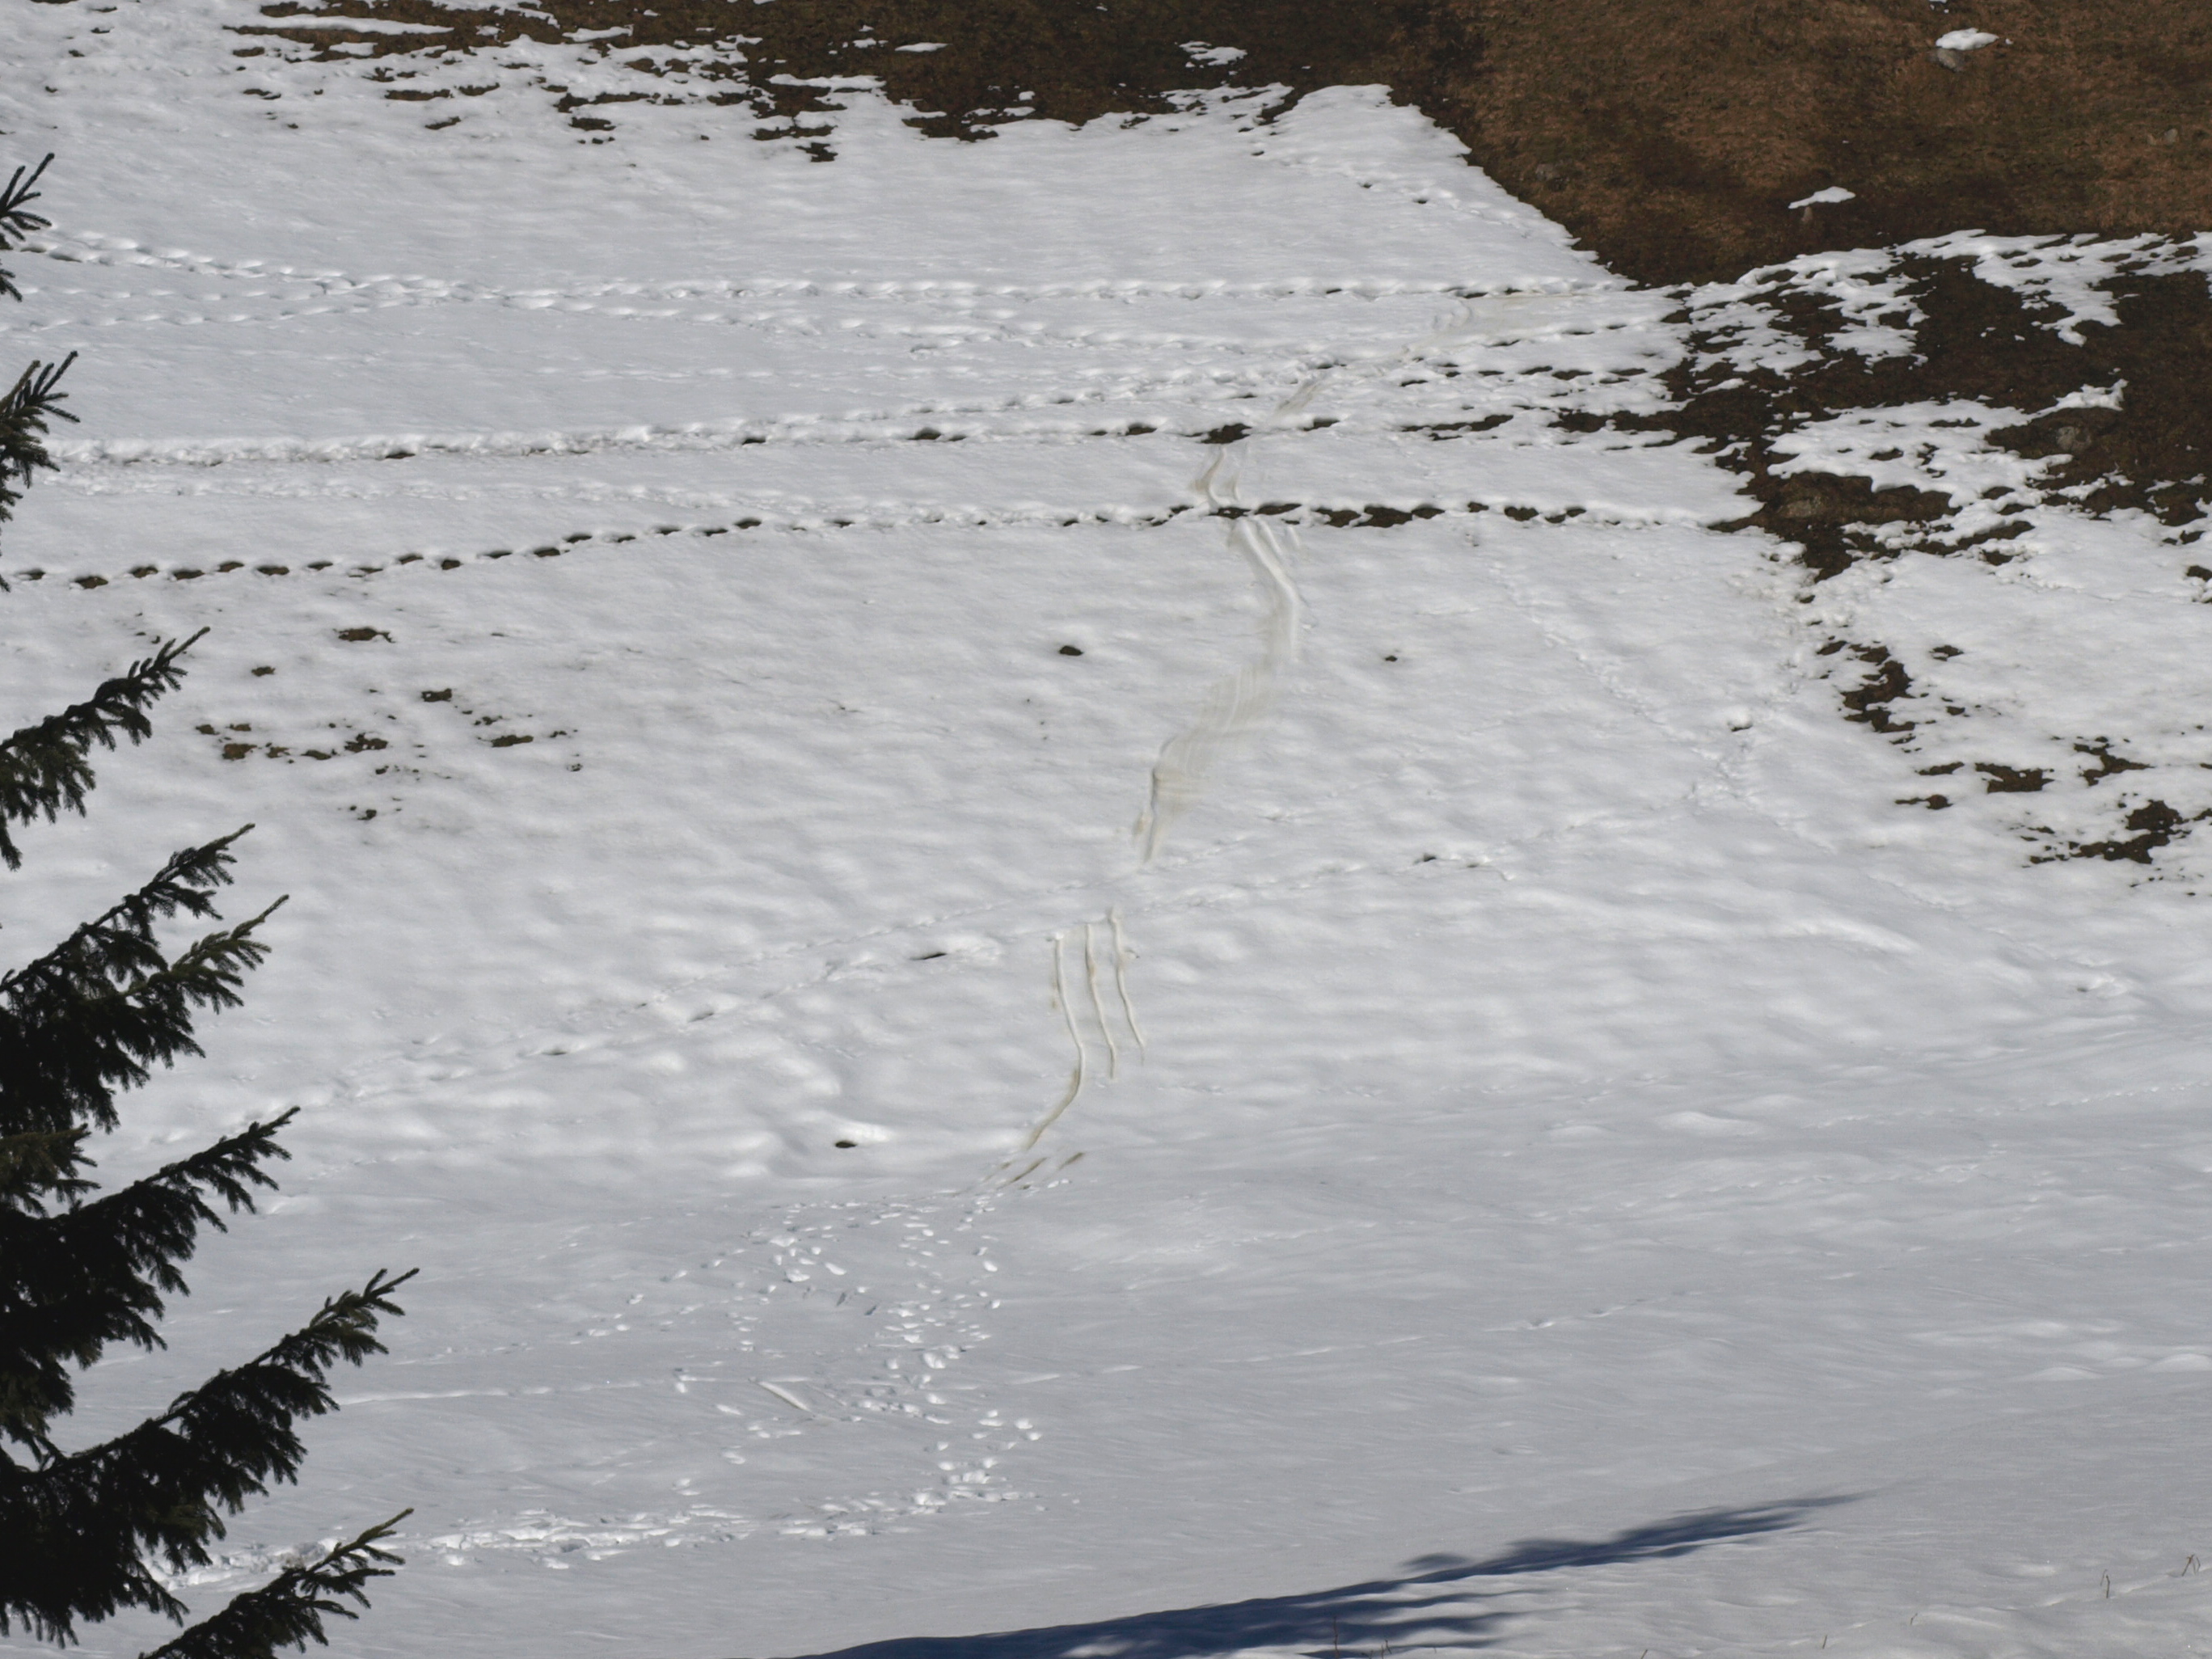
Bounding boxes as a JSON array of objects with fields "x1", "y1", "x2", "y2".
[{"x1": 6, "y1": 5, "x2": 2212, "y2": 1657}]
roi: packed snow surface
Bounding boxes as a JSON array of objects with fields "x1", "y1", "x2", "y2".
[{"x1": 6, "y1": 4, "x2": 2212, "y2": 1657}]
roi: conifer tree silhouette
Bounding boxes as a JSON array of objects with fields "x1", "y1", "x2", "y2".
[
  {"x1": 0, "y1": 154, "x2": 416, "y2": 1658},
  {"x1": 0, "y1": 156, "x2": 75, "y2": 565}
]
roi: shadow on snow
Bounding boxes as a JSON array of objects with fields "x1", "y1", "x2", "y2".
[{"x1": 765, "y1": 1496, "x2": 1855, "y2": 1659}]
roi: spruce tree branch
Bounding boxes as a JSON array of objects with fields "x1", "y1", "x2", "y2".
[
  {"x1": 0, "y1": 154, "x2": 53, "y2": 304},
  {"x1": 115, "y1": 1107, "x2": 297, "y2": 1221},
  {"x1": 0, "y1": 354, "x2": 77, "y2": 445},
  {"x1": 0, "y1": 157, "x2": 51, "y2": 235},
  {"x1": 134, "y1": 1510, "x2": 410, "y2": 1659},
  {"x1": 2, "y1": 1269, "x2": 416, "y2": 1635},
  {"x1": 0, "y1": 632, "x2": 203, "y2": 863},
  {"x1": 50, "y1": 1264, "x2": 417, "y2": 1464},
  {"x1": 150, "y1": 896, "x2": 288, "y2": 997},
  {"x1": 0, "y1": 1493, "x2": 187, "y2": 1644},
  {"x1": 2, "y1": 826, "x2": 254, "y2": 1001},
  {"x1": 0, "y1": 354, "x2": 78, "y2": 530},
  {"x1": 0, "y1": 1112, "x2": 301, "y2": 1447},
  {"x1": 0, "y1": 1127, "x2": 91, "y2": 1210},
  {"x1": 147, "y1": 1268, "x2": 420, "y2": 1435},
  {"x1": 0, "y1": 876, "x2": 281, "y2": 1142}
]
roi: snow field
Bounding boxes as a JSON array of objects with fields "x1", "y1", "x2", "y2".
[{"x1": 6, "y1": 3, "x2": 2212, "y2": 1657}]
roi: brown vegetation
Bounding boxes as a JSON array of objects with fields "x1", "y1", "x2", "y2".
[{"x1": 1435, "y1": 0, "x2": 2212, "y2": 285}]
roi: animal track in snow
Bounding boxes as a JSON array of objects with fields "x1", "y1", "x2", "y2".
[
  {"x1": 268, "y1": 1190, "x2": 1046, "y2": 1574},
  {"x1": 29, "y1": 496, "x2": 1704, "y2": 594},
  {"x1": 22, "y1": 231, "x2": 1587, "y2": 305},
  {"x1": 709, "y1": 1193, "x2": 1036, "y2": 1537},
  {"x1": 41, "y1": 409, "x2": 1299, "y2": 470}
]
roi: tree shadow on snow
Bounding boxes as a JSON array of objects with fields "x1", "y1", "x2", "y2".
[{"x1": 764, "y1": 1495, "x2": 1855, "y2": 1659}]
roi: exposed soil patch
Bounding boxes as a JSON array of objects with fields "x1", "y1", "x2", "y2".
[
  {"x1": 1976, "y1": 762, "x2": 2048, "y2": 794},
  {"x1": 245, "y1": 0, "x2": 1482, "y2": 148},
  {"x1": 2075, "y1": 741, "x2": 2152, "y2": 786},
  {"x1": 1809, "y1": 620, "x2": 2212, "y2": 871},
  {"x1": 2061, "y1": 799, "x2": 2203, "y2": 865},
  {"x1": 1438, "y1": 2, "x2": 2212, "y2": 287},
  {"x1": 1838, "y1": 644, "x2": 1914, "y2": 735},
  {"x1": 1643, "y1": 253, "x2": 2212, "y2": 577}
]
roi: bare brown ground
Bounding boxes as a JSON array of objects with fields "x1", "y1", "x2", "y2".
[{"x1": 1434, "y1": 0, "x2": 2212, "y2": 287}]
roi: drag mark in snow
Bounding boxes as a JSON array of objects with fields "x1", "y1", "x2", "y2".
[
  {"x1": 1105, "y1": 907, "x2": 1146, "y2": 1062},
  {"x1": 1133, "y1": 296, "x2": 1504, "y2": 862},
  {"x1": 754, "y1": 1380, "x2": 817, "y2": 1416},
  {"x1": 1041, "y1": 933, "x2": 1090, "y2": 1137},
  {"x1": 1017, "y1": 300, "x2": 1509, "y2": 1154},
  {"x1": 40, "y1": 396, "x2": 1345, "y2": 471},
  {"x1": 1006, "y1": 914, "x2": 1145, "y2": 1163},
  {"x1": 1134, "y1": 448, "x2": 1307, "y2": 862},
  {"x1": 1065, "y1": 910, "x2": 1146, "y2": 1084},
  {"x1": 44, "y1": 414, "x2": 1229, "y2": 470}
]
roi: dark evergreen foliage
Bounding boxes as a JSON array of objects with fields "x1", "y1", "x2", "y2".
[
  {"x1": 137, "y1": 1513, "x2": 412, "y2": 1659},
  {"x1": 2, "y1": 1271, "x2": 416, "y2": 1644},
  {"x1": 0, "y1": 154, "x2": 49, "y2": 304},
  {"x1": 2, "y1": 821, "x2": 284, "y2": 1146},
  {"x1": 0, "y1": 355, "x2": 76, "y2": 527},
  {"x1": 1, "y1": 153, "x2": 415, "y2": 1657},
  {"x1": 0, "y1": 661, "x2": 420, "y2": 1656},
  {"x1": 0, "y1": 632, "x2": 202, "y2": 867},
  {"x1": 0, "y1": 154, "x2": 75, "y2": 534}
]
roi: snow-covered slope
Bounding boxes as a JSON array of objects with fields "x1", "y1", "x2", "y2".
[{"x1": 6, "y1": 5, "x2": 2212, "y2": 1657}]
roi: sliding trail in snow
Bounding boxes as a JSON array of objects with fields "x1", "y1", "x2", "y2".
[{"x1": 1014, "y1": 293, "x2": 1550, "y2": 1159}]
